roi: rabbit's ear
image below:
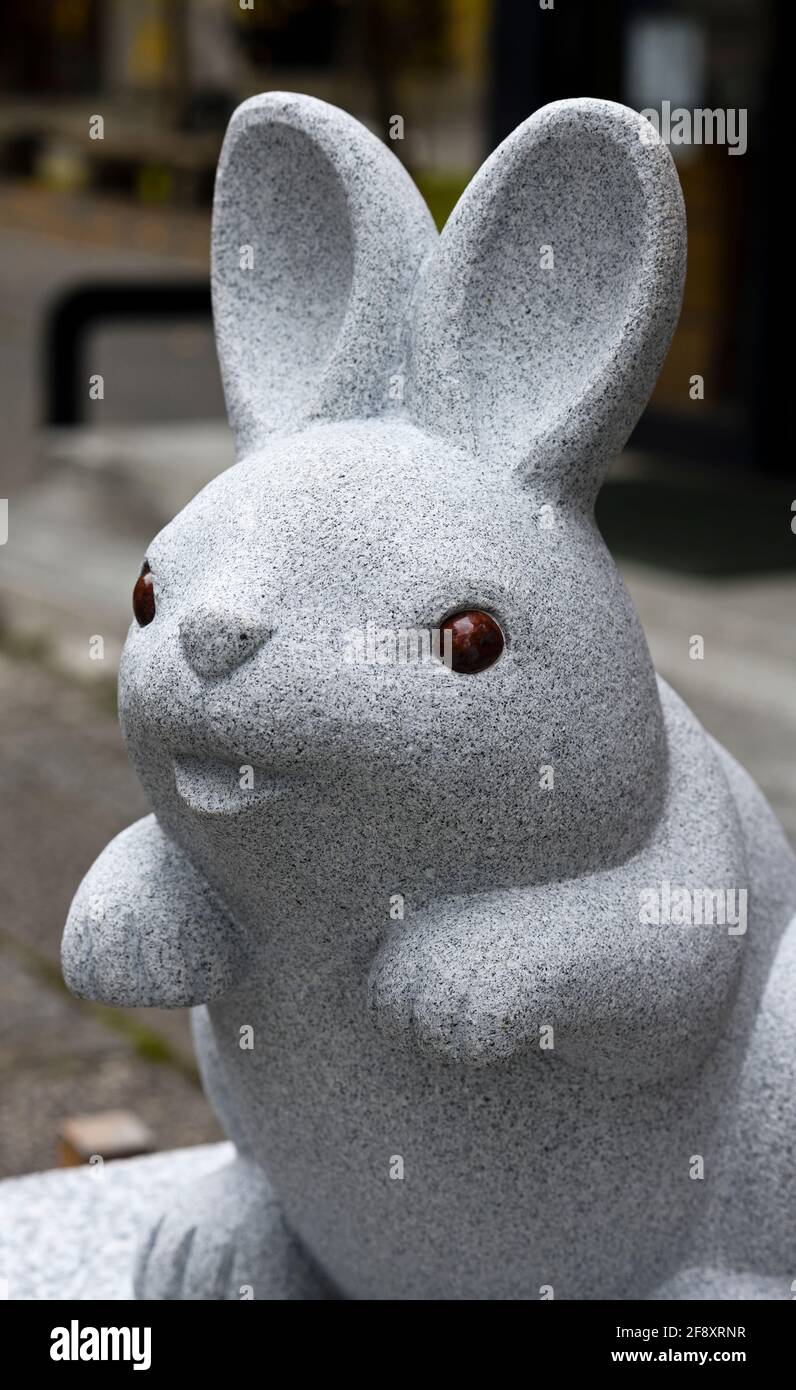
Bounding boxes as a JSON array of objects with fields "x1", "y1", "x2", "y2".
[
  {"x1": 407, "y1": 98, "x2": 686, "y2": 504},
  {"x1": 212, "y1": 92, "x2": 437, "y2": 457}
]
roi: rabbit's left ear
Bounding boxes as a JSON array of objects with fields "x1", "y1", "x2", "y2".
[{"x1": 408, "y1": 98, "x2": 686, "y2": 504}]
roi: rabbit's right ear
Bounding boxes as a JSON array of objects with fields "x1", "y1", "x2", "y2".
[{"x1": 212, "y1": 93, "x2": 437, "y2": 458}]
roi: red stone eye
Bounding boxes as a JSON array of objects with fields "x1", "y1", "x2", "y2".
[
  {"x1": 441, "y1": 609, "x2": 504, "y2": 674},
  {"x1": 133, "y1": 560, "x2": 156, "y2": 627}
]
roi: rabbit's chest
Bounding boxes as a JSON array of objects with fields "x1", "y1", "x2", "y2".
[{"x1": 205, "y1": 983, "x2": 708, "y2": 1297}]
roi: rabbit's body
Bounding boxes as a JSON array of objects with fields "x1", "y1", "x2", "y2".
[
  {"x1": 198, "y1": 801, "x2": 795, "y2": 1304},
  {"x1": 62, "y1": 93, "x2": 796, "y2": 1299}
]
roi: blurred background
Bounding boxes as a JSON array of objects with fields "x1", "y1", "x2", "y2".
[{"x1": 0, "y1": 0, "x2": 793, "y2": 1177}]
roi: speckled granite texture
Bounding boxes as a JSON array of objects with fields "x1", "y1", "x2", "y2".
[
  {"x1": 60, "y1": 93, "x2": 796, "y2": 1300},
  {"x1": 0, "y1": 1146, "x2": 231, "y2": 1300}
]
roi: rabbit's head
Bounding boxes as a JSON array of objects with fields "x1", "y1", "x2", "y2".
[{"x1": 120, "y1": 94, "x2": 685, "y2": 917}]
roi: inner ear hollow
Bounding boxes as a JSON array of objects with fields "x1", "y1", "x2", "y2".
[
  {"x1": 470, "y1": 134, "x2": 645, "y2": 458},
  {"x1": 213, "y1": 122, "x2": 354, "y2": 442}
]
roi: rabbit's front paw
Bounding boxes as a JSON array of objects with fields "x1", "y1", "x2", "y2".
[
  {"x1": 368, "y1": 908, "x2": 541, "y2": 1067},
  {"x1": 63, "y1": 816, "x2": 248, "y2": 1008},
  {"x1": 134, "y1": 1157, "x2": 336, "y2": 1300}
]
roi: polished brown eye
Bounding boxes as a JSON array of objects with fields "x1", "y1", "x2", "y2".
[
  {"x1": 133, "y1": 560, "x2": 156, "y2": 627},
  {"x1": 442, "y1": 609, "x2": 504, "y2": 674}
]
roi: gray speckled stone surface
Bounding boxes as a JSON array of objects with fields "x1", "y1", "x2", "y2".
[
  {"x1": 57, "y1": 93, "x2": 796, "y2": 1300},
  {"x1": 0, "y1": 1145, "x2": 231, "y2": 1300}
]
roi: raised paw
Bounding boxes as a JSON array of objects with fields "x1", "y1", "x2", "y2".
[
  {"x1": 367, "y1": 901, "x2": 544, "y2": 1067},
  {"x1": 134, "y1": 1157, "x2": 336, "y2": 1301}
]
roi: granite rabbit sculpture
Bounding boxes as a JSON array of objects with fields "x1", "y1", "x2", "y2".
[{"x1": 62, "y1": 93, "x2": 796, "y2": 1301}]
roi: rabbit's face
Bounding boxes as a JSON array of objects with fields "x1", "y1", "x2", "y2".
[
  {"x1": 123, "y1": 89, "x2": 685, "y2": 919},
  {"x1": 120, "y1": 416, "x2": 664, "y2": 903}
]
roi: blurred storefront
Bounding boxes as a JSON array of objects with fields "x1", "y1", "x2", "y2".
[{"x1": 0, "y1": 0, "x2": 788, "y2": 478}]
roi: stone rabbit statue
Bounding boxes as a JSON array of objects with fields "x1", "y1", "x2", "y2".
[{"x1": 62, "y1": 93, "x2": 796, "y2": 1300}]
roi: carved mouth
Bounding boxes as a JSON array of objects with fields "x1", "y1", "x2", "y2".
[{"x1": 173, "y1": 757, "x2": 292, "y2": 815}]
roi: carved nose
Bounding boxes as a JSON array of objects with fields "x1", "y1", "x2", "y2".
[{"x1": 179, "y1": 605, "x2": 272, "y2": 678}]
